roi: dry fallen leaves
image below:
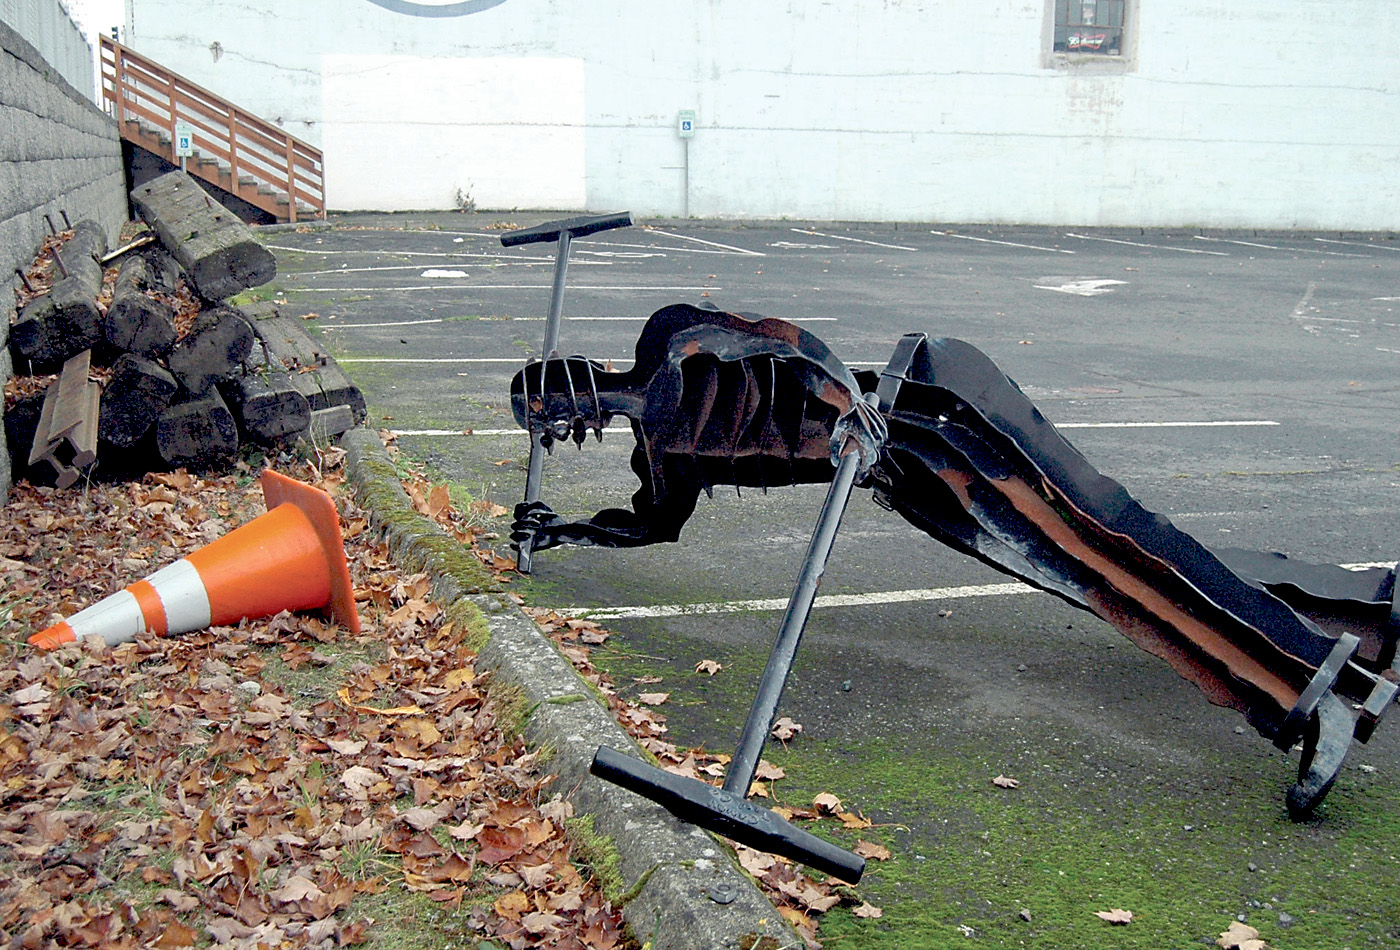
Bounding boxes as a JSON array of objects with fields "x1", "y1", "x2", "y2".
[
  {"x1": 1217, "y1": 921, "x2": 1268, "y2": 949},
  {"x1": 1094, "y1": 908, "x2": 1135, "y2": 925},
  {"x1": 522, "y1": 605, "x2": 893, "y2": 948},
  {"x1": 854, "y1": 840, "x2": 892, "y2": 861},
  {"x1": 0, "y1": 451, "x2": 628, "y2": 950},
  {"x1": 771, "y1": 716, "x2": 803, "y2": 742},
  {"x1": 992, "y1": 774, "x2": 1021, "y2": 789}
]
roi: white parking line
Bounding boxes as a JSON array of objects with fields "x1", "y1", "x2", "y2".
[
  {"x1": 643, "y1": 228, "x2": 766, "y2": 256},
  {"x1": 329, "y1": 315, "x2": 836, "y2": 329},
  {"x1": 791, "y1": 228, "x2": 918, "y2": 251},
  {"x1": 288, "y1": 262, "x2": 581, "y2": 277},
  {"x1": 550, "y1": 561, "x2": 1395, "y2": 620},
  {"x1": 266, "y1": 244, "x2": 556, "y2": 263},
  {"x1": 395, "y1": 428, "x2": 525, "y2": 436},
  {"x1": 340, "y1": 357, "x2": 633, "y2": 364},
  {"x1": 288, "y1": 284, "x2": 720, "y2": 293},
  {"x1": 556, "y1": 582, "x2": 1034, "y2": 620},
  {"x1": 402, "y1": 229, "x2": 503, "y2": 239},
  {"x1": 505, "y1": 316, "x2": 837, "y2": 323},
  {"x1": 1192, "y1": 236, "x2": 1366, "y2": 258},
  {"x1": 583, "y1": 239, "x2": 744, "y2": 256},
  {"x1": 332, "y1": 317, "x2": 447, "y2": 328},
  {"x1": 1291, "y1": 282, "x2": 1318, "y2": 319},
  {"x1": 1056, "y1": 420, "x2": 1278, "y2": 429},
  {"x1": 1065, "y1": 234, "x2": 1228, "y2": 256},
  {"x1": 387, "y1": 418, "x2": 1281, "y2": 433},
  {"x1": 1315, "y1": 237, "x2": 1400, "y2": 252},
  {"x1": 932, "y1": 231, "x2": 1075, "y2": 254}
]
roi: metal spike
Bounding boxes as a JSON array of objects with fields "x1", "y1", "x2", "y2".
[{"x1": 582, "y1": 358, "x2": 605, "y2": 440}]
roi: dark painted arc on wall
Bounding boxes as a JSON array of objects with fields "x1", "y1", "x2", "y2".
[{"x1": 363, "y1": 0, "x2": 511, "y2": 16}]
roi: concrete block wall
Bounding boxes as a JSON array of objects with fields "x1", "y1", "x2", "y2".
[{"x1": 1, "y1": 17, "x2": 128, "y2": 501}]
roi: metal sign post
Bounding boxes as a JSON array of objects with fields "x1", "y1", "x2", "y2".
[
  {"x1": 174, "y1": 121, "x2": 194, "y2": 171},
  {"x1": 677, "y1": 109, "x2": 696, "y2": 218}
]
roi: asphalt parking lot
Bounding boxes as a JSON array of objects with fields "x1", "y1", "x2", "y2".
[{"x1": 269, "y1": 213, "x2": 1400, "y2": 947}]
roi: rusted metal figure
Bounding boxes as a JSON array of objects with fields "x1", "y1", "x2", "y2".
[{"x1": 510, "y1": 303, "x2": 1398, "y2": 872}]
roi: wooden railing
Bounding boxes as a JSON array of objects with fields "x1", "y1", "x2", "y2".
[{"x1": 99, "y1": 36, "x2": 324, "y2": 222}]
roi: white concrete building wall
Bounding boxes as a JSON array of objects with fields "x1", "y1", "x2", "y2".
[{"x1": 124, "y1": 0, "x2": 1400, "y2": 229}]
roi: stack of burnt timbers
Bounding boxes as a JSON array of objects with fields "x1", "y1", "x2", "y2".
[{"x1": 6, "y1": 171, "x2": 363, "y2": 487}]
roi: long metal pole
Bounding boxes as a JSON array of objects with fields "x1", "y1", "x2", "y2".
[
  {"x1": 516, "y1": 229, "x2": 573, "y2": 573},
  {"x1": 722, "y1": 397, "x2": 875, "y2": 795}
]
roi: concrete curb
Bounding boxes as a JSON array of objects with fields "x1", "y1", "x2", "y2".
[{"x1": 339, "y1": 427, "x2": 801, "y2": 950}]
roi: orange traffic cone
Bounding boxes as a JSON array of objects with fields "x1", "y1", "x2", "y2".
[{"x1": 29, "y1": 470, "x2": 360, "y2": 650}]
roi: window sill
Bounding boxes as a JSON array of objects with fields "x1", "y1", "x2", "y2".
[{"x1": 1045, "y1": 51, "x2": 1135, "y2": 73}]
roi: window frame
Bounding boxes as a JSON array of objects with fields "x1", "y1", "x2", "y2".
[{"x1": 1043, "y1": 0, "x2": 1136, "y2": 71}]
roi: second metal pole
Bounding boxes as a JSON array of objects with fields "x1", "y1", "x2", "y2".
[{"x1": 722, "y1": 396, "x2": 876, "y2": 796}]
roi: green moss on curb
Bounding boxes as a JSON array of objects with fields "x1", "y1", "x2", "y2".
[
  {"x1": 445, "y1": 599, "x2": 491, "y2": 652},
  {"x1": 349, "y1": 453, "x2": 496, "y2": 593},
  {"x1": 564, "y1": 815, "x2": 629, "y2": 904}
]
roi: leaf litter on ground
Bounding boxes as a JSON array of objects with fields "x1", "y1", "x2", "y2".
[
  {"x1": 0, "y1": 448, "x2": 629, "y2": 949},
  {"x1": 526, "y1": 608, "x2": 890, "y2": 948}
]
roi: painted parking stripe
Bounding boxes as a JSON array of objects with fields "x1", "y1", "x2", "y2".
[
  {"x1": 339, "y1": 357, "x2": 635, "y2": 364},
  {"x1": 266, "y1": 244, "x2": 558, "y2": 263},
  {"x1": 791, "y1": 228, "x2": 918, "y2": 251},
  {"x1": 643, "y1": 228, "x2": 765, "y2": 256},
  {"x1": 506, "y1": 316, "x2": 837, "y2": 323},
  {"x1": 332, "y1": 317, "x2": 448, "y2": 328},
  {"x1": 387, "y1": 419, "x2": 1281, "y2": 435},
  {"x1": 288, "y1": 284, "x2": 720, "y2": 293},
  {"x1": 1055, "y1": 420, "x2": 1278, "y2": 429},
  {"x1": 557, "y1": 582, "x2": 1034, "y2": 620},
  {"x1": 289, "y1": 262, "x2": 592, "y2": 277},
  {"x1": 393, "y1": 424, "x2": 628, "y2": 436},
  {"x1": 553, "y1": 560, "x2": 1396, "y2": 620},
  {"x1": 584, "y1": 240, "x2": 745, "y2": 257},
  {"x1": 1314, "y1": 237, "x2": 1399, "y2": 252},
  {"x1": 1192, "y1": 236, "x2": 1366, "y2": 258},
  {"x1": 932, "y1": 231, "x2": 1075, "y2": 254},
  {"x1": 329, "y1": 316, "x2": 836, "y2": 329},
  {"x1": 1065, "y1": 234, "x2": 1228, "y2": 256}
]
